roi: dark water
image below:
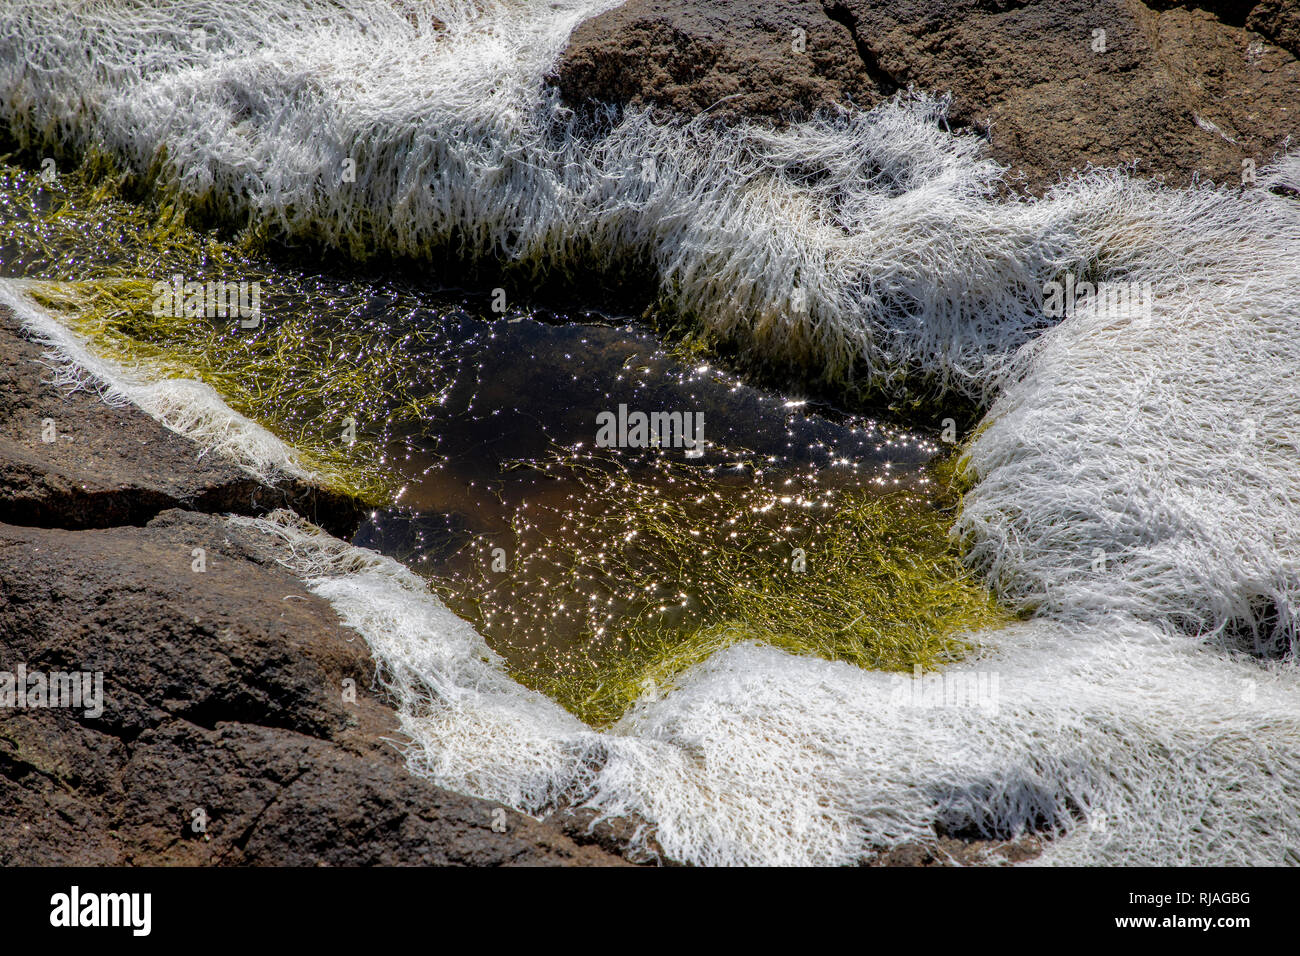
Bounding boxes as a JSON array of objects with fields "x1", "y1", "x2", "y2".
[
  {"x1": 0, "y1": 159, "x2": 941, "y2": 683},
  {"x1": 349, "y1": 306, "x2": 940, "y2": 676}
]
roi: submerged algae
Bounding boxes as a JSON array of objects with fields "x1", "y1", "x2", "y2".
[
  {"x1": 438, "y1": 453, "x2": 1011, "y2": 727},
  {"x1": 1, "y1": 151, "x2": 1010, "y2": 730},
  {"x1": 1, "y1": 154, "x2": 451, "y2": 502}
]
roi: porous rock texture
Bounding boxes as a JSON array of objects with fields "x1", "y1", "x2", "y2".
[
  {"x1": 553, "y1": 0, "x2": 1300, "y2": 190},
  {"x1": 0, "y1": 308, "x2": 623, "y2": 866}
]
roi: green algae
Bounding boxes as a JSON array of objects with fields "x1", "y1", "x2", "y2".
[
  {"x1": 27, "y1": 278, "x2": 447, "y2": 502},
  {"x1": 1, "y1": 151, "x2": 1011, "y2": 730},
  {"x1": 1, "y1": 153, "x2": 446, "y2": 502},
  {"x1": 438, "y1": 453, "x2": 1012, "y2": 728}
]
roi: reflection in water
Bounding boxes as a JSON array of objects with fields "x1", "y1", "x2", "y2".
[
  {"x1": 355, "y1": 314, "x2": 943, "y2": 689},
  {"x1": 0, "y1": 156, "x2": 1005, "y2": 725}
]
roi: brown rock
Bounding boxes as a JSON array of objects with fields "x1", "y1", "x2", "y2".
[
  {"x1": 544, "y1": 805, "x2": 673, "y2": 864},
  {"x1": 0, "y1": 308, "x2": 363, "y2": 536},
  {"x1": 1247, "y1": 0, "x2": 1300, "y2": 57},
  {"x1": 554, "y1": 0, "x2": 879, "y2": 124},
  {"x1": 0, "y1": 511, "x2": 624, "y2": 865},
  {"x1": 554, "y1": 0, "x2": 1300, "y2": 191}
]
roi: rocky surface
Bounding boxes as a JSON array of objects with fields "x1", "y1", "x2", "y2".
[
  {"x1": 0, "y1": 315, "x2": 362, "y2": 537},
  {"x1": 555, "y1": 0, "x2": 879, "y2": 125},
  {"x1": 1247, "y1": 0, "x2": 1300, "y2": 57},
  {"x1": 0, "y1": 306, "x2": 624, "y2": 866},
  {"x1": 544, "y1": 806, "x2": 674, "y2": 864},
  {"x1": 554, "y1": 0, "x2": 1300, "y2": 191},
  {"x1": 0, "y1": 304, "x2": 1043, "y2": 867}
]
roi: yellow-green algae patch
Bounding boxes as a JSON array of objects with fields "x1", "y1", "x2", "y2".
[
  {"x1": 25, "y1": 278, "x2": 447, "y2": 502},
  {"x1": 438, "y1": 453, "x2": 1012, "y2": 728},
  {"x1": 1, "y1": 154, "x2": 445, "y2": 502}
]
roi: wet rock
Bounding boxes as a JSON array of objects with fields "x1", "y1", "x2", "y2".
[
  {"x1": 554, "y1": 0, "x2": 1300, "y2": 191},
  {"x1": 0, "y1": 512, "x2": 624, "y2": 865},
  {"x1": 0, "y1": 308, "x2": 363, "y2": 536}
]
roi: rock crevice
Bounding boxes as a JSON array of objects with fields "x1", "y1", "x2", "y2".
[{"x1": 553, "y1": 0, "x2": 1300, "y2": 191}]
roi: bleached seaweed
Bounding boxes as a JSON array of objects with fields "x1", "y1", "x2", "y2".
[
  {"x1": 0, "y1": 0, "x2": 1097, "y2": 399},
  {"x1": 3, "y1": 0, "x2": 1299, "y2": 866},
  {"x1": 955, "y1": 180, "x2": 1300, "y2": 655}
]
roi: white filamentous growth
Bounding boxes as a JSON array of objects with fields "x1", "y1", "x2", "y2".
[
  {"x1": 228, "y1": 510, "x2": 604, "y2": 812},
  {"x1": 233, "y1": 511, "x2": 1300, "y2": 867},
  {"x1": 954, "y1": 184, "x2": 1300, "y2": 651},
  {"x1": 4, "y1": 0, "x2": 1300, "y2": 866},
  {"x1": 0, "y1": 0, "x2": 1124, "y2": 399},
  {"x1": 0, "y1": 280, "x2": 306, "y2": 483}
]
